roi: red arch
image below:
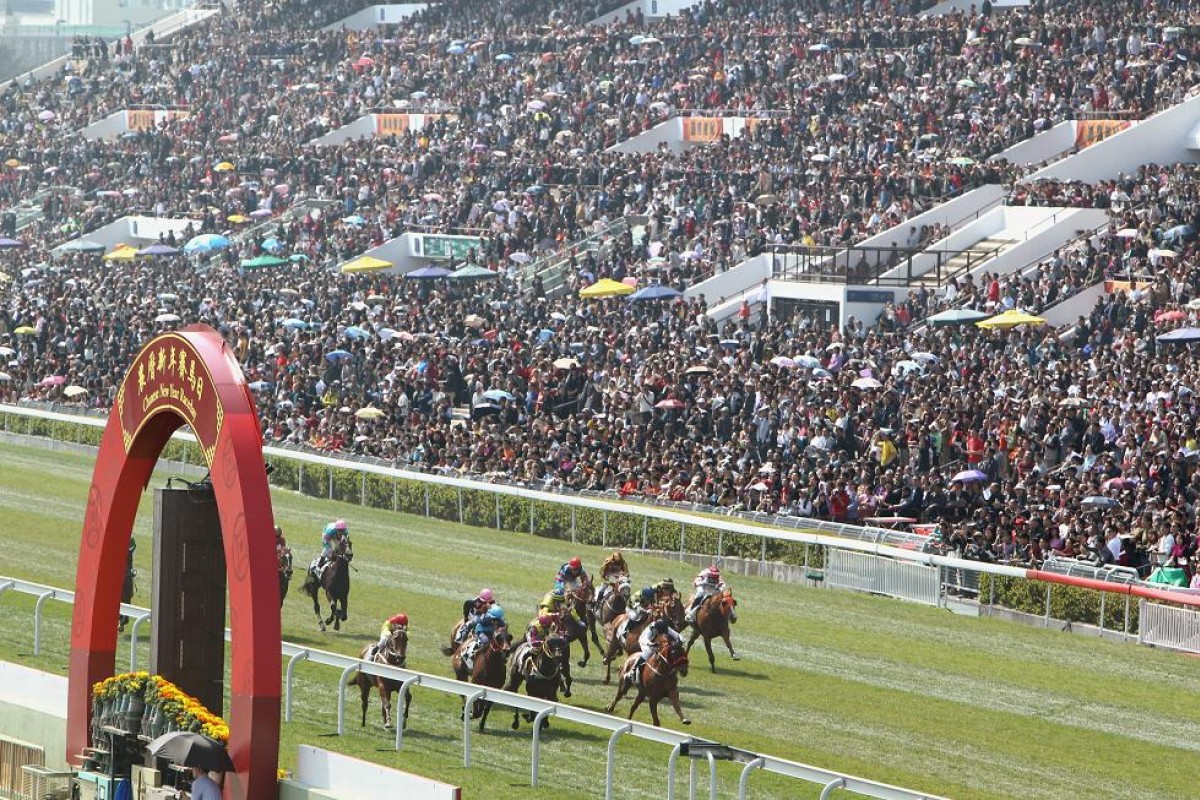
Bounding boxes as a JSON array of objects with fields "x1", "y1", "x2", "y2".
[{"x1": 68, "y1": 326, "x2": 279, "y2": 800}]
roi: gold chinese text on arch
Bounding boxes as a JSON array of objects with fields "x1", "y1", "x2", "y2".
[{"x1": 116, "y1": 334, "x2": 225, "y2": 466}]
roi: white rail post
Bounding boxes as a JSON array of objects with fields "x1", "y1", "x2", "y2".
[
  {"x1": 529, "y1": 501, "x2": 535, "y2": 535},
  {"x1": 602, "y1": 510, "x2": 607, "y2": 546},
  {"x1": 458, "y1": 488, "x2": 464, "y2": 524},
  {"x1": 327, "y1": 469, "x2": 333, "y2": 499},
  {"x1": 705, "y1": 751, "x2": 717, "y2": 800},
  {"x1": 336, "y1": 664, "x2": 357, "y2": 734},
  {"x1": 1099, "y1": 591, "x2": 1106, "y2": 636},
  {"x1": 462, "y1": 689, "x2": 485, "y2": 767},
  {"x1": 392, "y1": 477, "x2": 398, "y2": 512},
  {"x1": 33, "y1": 590, "x2": 54, "y2": 655},
  {"x1": 604, "y1": 724, "x2": 632, "y2": 800},
  {"x1": 394, "y1": 675, "x2": 421, "y2": 751},
  {"x1": 666, "y1": 743, "x2": 681, "y2": 800},
  {"x1": 737, "y1": 757, "x2": 765, "y2": 799},
  {"x1": 0, "y1": 580, "x2": 14, "y2": 601},
  {"x1": 360, "y1": 472, "x2": 366, "y2": 505},
  {"x1": 679, "y1": 523, "x2": 686, "y2": 560},
  {"x1": 128, "y1": 613, "x2": 151, "y2": 671},
  {"x1": 284, "y1": 651, "x2": 310, "y2": 722},
  {"x1": 495, "y1": 494, "x2": 501, "y2": 529},
  {"x1": 529, "y1": 707, "x2": 555, "y2": 786},
  {"x1": 1043, "y1": 584, "x2": 1052, "y2": 626},
  {"x1": 820, "y1": 777, "x2": 846, "y2": 799},
  {"x1": 424, "y1": 485, "x2": 431, "y2": 517},
  {"x1": 297, "y1": 462, "x2": 303, "y2": 492},
  {"x1": 688, "y1": 758, "x2": 698, "y2": 800},
  {"x1": 570, "y1": 507, "x2": 576, "y2": 543}
]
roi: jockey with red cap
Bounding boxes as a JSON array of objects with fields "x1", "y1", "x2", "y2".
[
  {"x1": 369, "y1": 612, "x2": 408, "y2": 660},
  {"x1": 555, "y1": 556, "x2": 585, "y2": 593},
  {"x1": 685, "y1": 564, "x2": 731, "y2": 624}
]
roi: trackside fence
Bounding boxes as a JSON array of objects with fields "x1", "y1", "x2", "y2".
[
  {"x1": 4, "y1": 404, "x2": 1200, "y2": 653},
  {"x1": 1138, "y1": 600, "x2": 1200, "y2": 653},
  {"x1": 0, "y1": 576, "x2": 945, "y2": 800}
]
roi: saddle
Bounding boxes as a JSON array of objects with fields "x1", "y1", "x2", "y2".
[{"x1": 460, "y1": 637, "x2": 479, "y2": 671}]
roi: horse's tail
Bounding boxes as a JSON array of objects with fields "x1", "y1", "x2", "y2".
[{"x1": 301, "y1": 572, "x2": 317, "y2": 599}]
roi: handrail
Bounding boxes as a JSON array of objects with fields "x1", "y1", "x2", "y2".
[{"x1": 0, "y1": 574, "x2": 947, "y2": 800}]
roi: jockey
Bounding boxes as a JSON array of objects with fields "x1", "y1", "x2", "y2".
[
  {"x1": 275, "y1": 526, "x2": 293, "y2": 578},
  {"x1": 653, "y1": 577, "x2": 677, "y2": 599},
  {"x1": 538, "y1": 586, "x2": 572, "y2": 621},
  {"x1": 369, "y1": 613, "x2": 408, "y2": 660},
  {"x1": 629, "y1": 617, "x2": 682, "y2": 688},
  {"x1": 686, "y1": 565, "x2": 730, "y2": 624},
  {"x1": 615, "y1": 586, "x2": 656, "y2": 642},
  {"x1": 555, "y1": 557, "x2": 585, "y2": 593},
  {"x1": 596, "y1": 550, "x2": 630, "y2": 604},
  {"x1": 526, "y1": 614, "x2": 556, "y2": 648},
  {"x1": 464, "y1": 606, "x2": 506, "y2": 663},
  {"x1": 456, "y1": 588, "x2": 495, "y2": 644},
  {"x1": 314, "y1": 519, "x2": 349, "y2": 576}
]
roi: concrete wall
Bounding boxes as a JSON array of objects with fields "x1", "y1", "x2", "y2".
[
  {"x1": 958, "y1": 207, "x2": 1108, "y2": 283},
  {"x1": 606, "y1": 117, "x2": 684, "y2": 154},
  {"x1": 52, "y1": 215, "x2": 198, "y2": 255},
  {"x1": 294, "y1": 745, "x2": 460, "y2": 800},
  {"x1": 323, "y1": 4, "x2": 428, "y2": 31},
  {"x1": 78, "y1": 111, "x2": 130, "y2": 141},
  {"x1": 1042, "y1": 281, "x2": 1106, "y2": 327},
  {"x1": 1030, "y1": 92, "x2": 1200, "y2": 183},
  {"x1": 589, "y1": 0, "x2": 701, "y2": 25},
  {"x1": 855, "y1": 184, "x2": 1007, "y2": 253},
  {"x1": 0, "y1": 660, "x2": 68, "y2": 769},
  {"x1": 0, "y1": 34, "x2": 70, "y2": 83},
  {"x1": 993, "y1": 121, "x2": 1078, "y2": 167},
  {"x1": 684, "y1": 252, "x2": 770, "y2": 305}
]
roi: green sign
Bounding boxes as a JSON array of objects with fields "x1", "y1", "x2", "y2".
[{"x1": 418, "y1": 234, "x2": 482, "y2": 260}]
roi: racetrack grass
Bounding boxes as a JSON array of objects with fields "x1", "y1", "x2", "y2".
[{"x1": 0, "y1": 440, "x2": 1199, "y2": 799}]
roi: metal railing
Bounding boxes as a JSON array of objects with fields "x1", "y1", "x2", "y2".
[
  {"x1": 770, "y1": 243, "x2": 1002, "y2": 287},
  {"x1": 1138, "y1": 600, "x2": 1200, "y2": 653},
  {"x1": 521, "y1": 215, "x2": 632, "y2": 298},
  {"x1": 0, "y1": 576, "x2": 945, "y2": 800},
  {"x1": 825, "y1": 550, "x2": 941, "y2": 606}
]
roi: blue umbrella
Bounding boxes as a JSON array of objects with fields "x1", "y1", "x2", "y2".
[
  {"x1": 719, "y1": 339, "x2": 741, "y2": 350},
  {"x1": 447, "y1": 44, "x2": 466, "y2": 54},
  {"x1": 262, "y1": 237, "x2": 283, "y2": 253},
  {"x1": 288, "y1": 254, "x2": 309, "y2": 263},
  {"x1": 629, "y1": 284, "x2": 682, "y2": 301},
  {"x1": 495, "y1": 53, "x2": 514, "y2": 62},
  {"x1": 342, "y1": 215, "x2": 366, "y2": 226},
  {"x1": 183, "y1": 233, "x2": 230, "y2": 254},
  {"x1": 537, "y1": 329, "x2": 554, "y2": 344},
  {"x1": 247, "y1": 380, "x2": 274, "y2": 391},
  {"x1": 525, "y1": 184, "x2": 546, "y2": 195},
  {"x1": 483, "y1": 389, "x2": 515, "y2": 402},
  {"x1": 281, "y1": 318, "x2": 308, "y2": 330},
  {"x1": 928, "y1": 308, "x2": 989, "y2": 326},
  {"x1": 406, "y1": 266, "x2": 452, "y2": 279},
  {"x1": 325, "y1": 349, "x2": 353, "y2": 363},
  {"x1": 1157, "y1": 327, "x2": 1200, "y2": 343},
  {"x1": 138, "y1": 243, "x2": 179, "y2": 257},
  {"x1": 951, "y1": 469, "x2": 988, "y2": 483},
  {"x1": 344, "y1": 326, "x2": 371, "y2": 340}
]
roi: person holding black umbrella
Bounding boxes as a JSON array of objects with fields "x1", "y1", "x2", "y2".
[{"x1": 186, "y1": 766, "x2": 221, "y2": 800}]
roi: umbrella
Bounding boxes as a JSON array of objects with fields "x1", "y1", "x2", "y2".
[
  {"x1": 341, "y1": 255, "x2": 392, "y2": 274},
  {"x1": 509, "y1": 252, "x2": 532, "y2": 263},
  {"x1": 406, "y1": 265, "x2": 452, "y2": 279},
  {"x1": 102, "y1": 245, "x2": 140, "y2": 262},
  {"x1": 0, "y1": 373, "x2": 11, "y2": 381},
  {"x1": 464, "y1": 314, "x2": 486, "y2": 329},
  {"x1": 1149, "y1": 248, "x2": 1178, "y2": 259},
  {"x1": 0, "y1": 346, "x2": 13, "y2": 356},
  {"x1": 852, "y1": 377, "x2": 883, "y2": 389},
  {"x1": 147, "y1": 732, "x2": 234, "y2": 773},
  {"x1": 344, "y1": 326, "x2": 371, "y2": 340},
  {"x1": 282, "y1": 318, "x2": 308, "y2": 330},
  {"x1": 448, "y1": 264, "x2": 497, "y2": 280},
  {"x1": 227, "y1": 214, "x2": 249, "y2": 224},
  {"x1": 553, "y1": 357, "x2": 580, "y2": 369},
  {"x1": 60, "y1": 238, "x2": 106, "y2": 253},
  {"x1": 483, "y1": 389, "x2": 515, "y2": 402},
  {"x1": 14, "y1": 326, "x2": 37, "y2": 335},
  {"x1": 261, "y1": 237, "x2": 283, "y2": 253},
  {"x1": 1115, "y1": 228, "x2": 1139, "y2": 238},
  {"x1": 893, "y1": 360, "x2": 922, "y2": 374},
  {"x1": 183, "y1": 233, "x2": 231, "y2": 253},
  {"x1": 947, "y1": 156, "x2": 976, "y2": 166},
  {"x1": 40, "y1": 375, "x2": 66, "y2": 386},
  {"x1": 138, "y1": 243, "x2": 179, "y2": 257},
  {"x1": 629, "y1": 285, "x2": 682, "y2": 301},
  {"x1": 355, "y1": 407, "x2": 385, "y2": 420},
  {"x1": 952, "y1": 469, "x2": 988, "y2": 483},
  {"x1": 976, "y1": 309, "x2": 1046, "y2": 329},
  {"x1": 1102, "y1": 478, "x2": 1135, "y2": 491},
  {"x1": 655, "y1": 398, "x2": 685, "y2": 409},
  {"x1": 579, "y1": 278, "x2": 634, "y2": 299},
  {"x1": 1155, "y1": 310, "x2": 1186, "y2": 322},
  {"x1": 342, "y1": 215, "x2": 367, "y2": 226},
  {"x1": 928, "y1": 308, "x2": 990, "y2": 326},
  {"x1": 241, "y1": 254, "x2": 289, "y2": 270},
  {"x1": 495, "y1": 53, "x2": 514, "y2": 62},
  {"x1": 956, "y1": 78, "x2": 978, "y2": 89},
  {"x1": 912, "y1": 352, "x2": 939, "y2": 364},
  {"x1": 795, "y1": 355, "x2": 822, "y2": 369},
  {"x1": 1081, "y1": 496, "x2": 1120, "y2": 510},
  {"x1": 325, "y1": 349, "x2": 353, "y2": 363},
  {"x1": 1057, "y1": 397, "x2": 1091, "y2": 408},
  {"x1": 1156, "y1": 327, "x2": 1200, "y2": 343},
  {"x1": 63, "y1": 385, "x2": 88, "y2": 398},
  {"x1": 37, "y1": 109, "x2": 56, "y2": 122},
  {"x1": 247, "y1": 380, "x2": 274, "y2": 391},
  {"x1": 685, "y1": 365, "x2": 712, "y2": 375},
  {"x1": 154, "y1": 313, "x2": 181, "y2": 323},
  {"x1": 214, "y1": 161, "x2": 236, "y2": 172},
  {"x1": 770, "y1": 356, "x2": 795, "y2": 368}
]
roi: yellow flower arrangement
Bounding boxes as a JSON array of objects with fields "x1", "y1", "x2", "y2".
[{"x1": 91, "y1": 672, "x2": 230, "y2": 743}]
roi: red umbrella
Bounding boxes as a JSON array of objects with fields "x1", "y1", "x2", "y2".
[
  {"x1": 655, "y1": 398, "x2": 685, "y2": 409},
  {"x1": 1156, "y1": 310, "x2": 1186, "y2": 322}
]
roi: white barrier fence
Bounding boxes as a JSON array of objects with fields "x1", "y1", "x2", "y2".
[
  {"x1": 826, "y1": 550, "x2": 942, "y2": 607},
  {"x1": 1138, "y1": 600, "x2": 1200, "y2": 654},
  {"x1": 0, "y1": 576, "x2": 945, "y2": 800}
]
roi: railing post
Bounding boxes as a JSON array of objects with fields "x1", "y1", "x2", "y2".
[
  {"x1": 463, "y1": 689, "x2": 486, "y2": 767},
  {"x1": 529, "y1": 707, "x2": 555, "y2": 786},
  {"x1": 760, "y1": 538, "x2": 766, "y2": 570},
  {"x1": 128, "y1": 612, "x2": 151, "y2": 671},
  {"x1": 641, "y1": 519, "x2": 648, "y2": 553},
  {"x1": 394, "y1": 675, "x2": 421, "y2": 751},
  {"x1": 495, "y1": 494, "x2": 501, "y2": 529},
  {"x1": 602, "y1": 511, "x2": 607, "y2": 548},
  {"x1": 679, "y1": 523, "x2": 685, "y2": 561},
  {"x1": 529, "y1": 500, "x2": 535, "y2": 536},
  {"x1": 0, "y1": 580, "x2": 14, "y2": 602},
  {"x1": 666, "y1": 743, "x2": 681, "y2": 800},
  {"x1": 737, "y1": 757, "x2": 765, "y2": 800},
  {"x1": 716, "y1": 531, "x2": 723, "y2": 559},
  {"x1": 33, "y1": 590, "x2": 54, "y2": 656},
  {"x1": 706, "y1": 751, "x2": 717, "y2": 800},
  {"x1": 1124, "y1": 595, "x2": 1131, "y2": 636},
  {"x1": 1044, "y1": 584, "x2": 1052, "y2": 627},
  {"x1": 297, "y1": 462, "x2": 303, "y2": 493},
  {"x1": 328, "y1": 468, "x2": 333, "y2": 500},
  {"x1": 1099, "y1": 591, "x2": 1106, "y2": 636},
  {"x1": 284, "y1": 650, "x2": 310, "y2": 722},
  {"x1": 424, "y1": 485, "x2": 431, "y2": 518},
  {"x1": 689, "y1": 758, "x2": 698, "y2": 800},
  {"x1": 820, "y1": 777, "x2": 846, "y2": 799},
  {"x1": 457, "y1": 488, "x2": 464, "y2": 524},
  {"x1": 392, "y1": 477, "x2": 398, "y2": 512},
  {"x1": 604, "y1": 724, "x2": 632, "y2": 800},
  {"x1": 336, "y1": 664, "x2": 357, "y2": 734},
  {"x1": 360, "y1": 472, "x2": 366, "y2": 505}
]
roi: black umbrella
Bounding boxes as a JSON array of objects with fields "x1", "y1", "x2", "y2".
[{"x1": 146, "y1": 731, "x2": 235, "y2": 772}]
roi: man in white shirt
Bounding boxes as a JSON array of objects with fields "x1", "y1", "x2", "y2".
[{"x1": 185, "y1": 766, "x2": 221, "y2": 800}]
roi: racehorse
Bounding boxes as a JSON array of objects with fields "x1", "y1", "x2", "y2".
[
  {"x1": 354, "y1": 627, "x2": 410, "y2": 730},
  {"x1": 278, "y1": 548, "x2": 293, "y2": 608},
  {"x1": 451, "y1": 629, "x2": 512, "y2": 732},
  {"x1": 302, "y1": 537, "x2": 352, "y2": 631},
  {"x1": 606, "y1": 635, "x2": 691, "y2": 727},
  {"x1": 600, "y1": 593, "x2": 687, "y2": 684},
  {"x1": 552, "y1": 611, "x2": 590, "y2": 695},
  {"x1": 588, "y1": 575, "x2": 630, "y2": 648},
  {"x1": 565, "y1": 574, "x2": 595, "y2": 668},
  {"x1": 685, "y1": 589, "x2": 740, "y2": 671},
  {"x1": 441, "y1": 620, "x2": 469, "y2": 657},
  {"x1": 506, "y1": 636, "x2": 570, "y2": 731}
]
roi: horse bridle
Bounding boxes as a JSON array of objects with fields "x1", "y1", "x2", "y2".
[{"x1": 379, "y1": 630, "x2": 408, "y2": 667}]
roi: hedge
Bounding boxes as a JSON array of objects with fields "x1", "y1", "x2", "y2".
[{"x1": 980, "y1": 574, "x2": 1140, "y2": 633}]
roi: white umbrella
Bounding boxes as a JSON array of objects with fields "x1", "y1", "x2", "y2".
[
  {"x1": 155, "y1": 313, "x2": 182, "y2": 323},
  {"x1": 852, "y1": 377, "x2": 883, "y2": 389},
  {"x1": 1115, "y1": 228, "x2": 1139, "y2": 238}
]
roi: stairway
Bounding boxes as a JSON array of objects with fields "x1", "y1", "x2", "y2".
[{"x1": 909, "y1": 235, "x2": 1016, "y2": 290}]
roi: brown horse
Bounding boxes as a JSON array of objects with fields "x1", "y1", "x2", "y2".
[
  {"x1": 588, "y1": 575, "x2": 630, "y2": 648},
  {"x1": 686, "y1": 590, "x2": 740, "y2": 671},
  {"x1": 451, "y1": 629, "x2": 511, "y2": 731},
  {"x1": 505, "y1": 636, "x2": 570, "y2": 731},
  {"x1": 606, "y1": 635, "x2": 691, "y2": 727},
  {"x1": 354, "y1": 627, "x2": 410, "y2": 729},
  {"x1": 601, "y1": 593, "x2": 687, "y2": 684},
  {"x1": 302, "y1": 537, "x2": 352, "y2": 631},
  {"x1": 565, "y1": 575, "x2": 594, "y2": 668},
  {"x1": 440, "y1": 620, "x2": 469, "y2": 657}
]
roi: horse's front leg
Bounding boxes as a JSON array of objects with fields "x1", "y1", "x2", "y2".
[
  {"x1": 704, "y1": 636, "x2": 717, "y2": 672},
  {"x1": 605, "y1": 680, "x2": 631, "y2": 715},
  {"x1": 478, "y1": 700, "x2": 491, "y2": 732},
  {"x1": 668, "y1": 687, "x2": 690, "y2": 725},
  {"x1": 721, "y1": 628, "x2": 740, "y2": 661},
  {"x1": 560, "y1": 658, "x2": 573, "y2": 697},
  {"x1": 647, "y1": 697, "x2": 662, "y2": 727},
  {"x1": 576, "y1": 627, "x2": 590, "y2": 668},
  {"x1": 402, "y1": 689, "x2": 411, "y2": 730},
  {"x1": 380, "y1": 685, "x2": 392, "y2": 729},
  {"x1": 628, "y1": 690, "x2": 646, "y2": 723},
  {"x1": 685, "y1": 627, "x2": 700, "y2": 654}
]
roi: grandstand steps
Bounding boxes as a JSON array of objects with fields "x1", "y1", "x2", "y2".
[{"x1": 908, "y1": 235, "x2": 1018, "y2": 289}]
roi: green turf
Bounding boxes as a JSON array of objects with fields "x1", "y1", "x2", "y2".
[{"x1": 0, "y1": 439, "x2": 1198, "y2": 799}]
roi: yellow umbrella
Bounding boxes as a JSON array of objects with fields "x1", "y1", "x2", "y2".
[
  {"x1": 215, "y1": 161, "x2": 236, "y2": 172},
  {"x1": 102, "y1": 245, "x2": 140, "y2": 262},
  {"x1": 227, "y1": 214, "x2": 249, "y2": 223},
  {"x1": 3, "y1": 159, "x2": 19, "y2": 168},
  {"x1": 340, "y1": 255, "x2": 392, "y2": 274},
  {"x1": 976, "y1": 309, "x2": 1047, "y2": 329},
  {"x1": 354, "y1": 406, "x2": 385, "y2": 420},
  {"x1": 14, "y1": 326, "x2": 37, "y2": 335},
  {"x1": 579, "y1": 278, "x2": 635, "y2": 299}
]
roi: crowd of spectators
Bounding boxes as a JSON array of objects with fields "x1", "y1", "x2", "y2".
[{"x1": 2, "y1": 0, "x2": 1200, "y2": 579}]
